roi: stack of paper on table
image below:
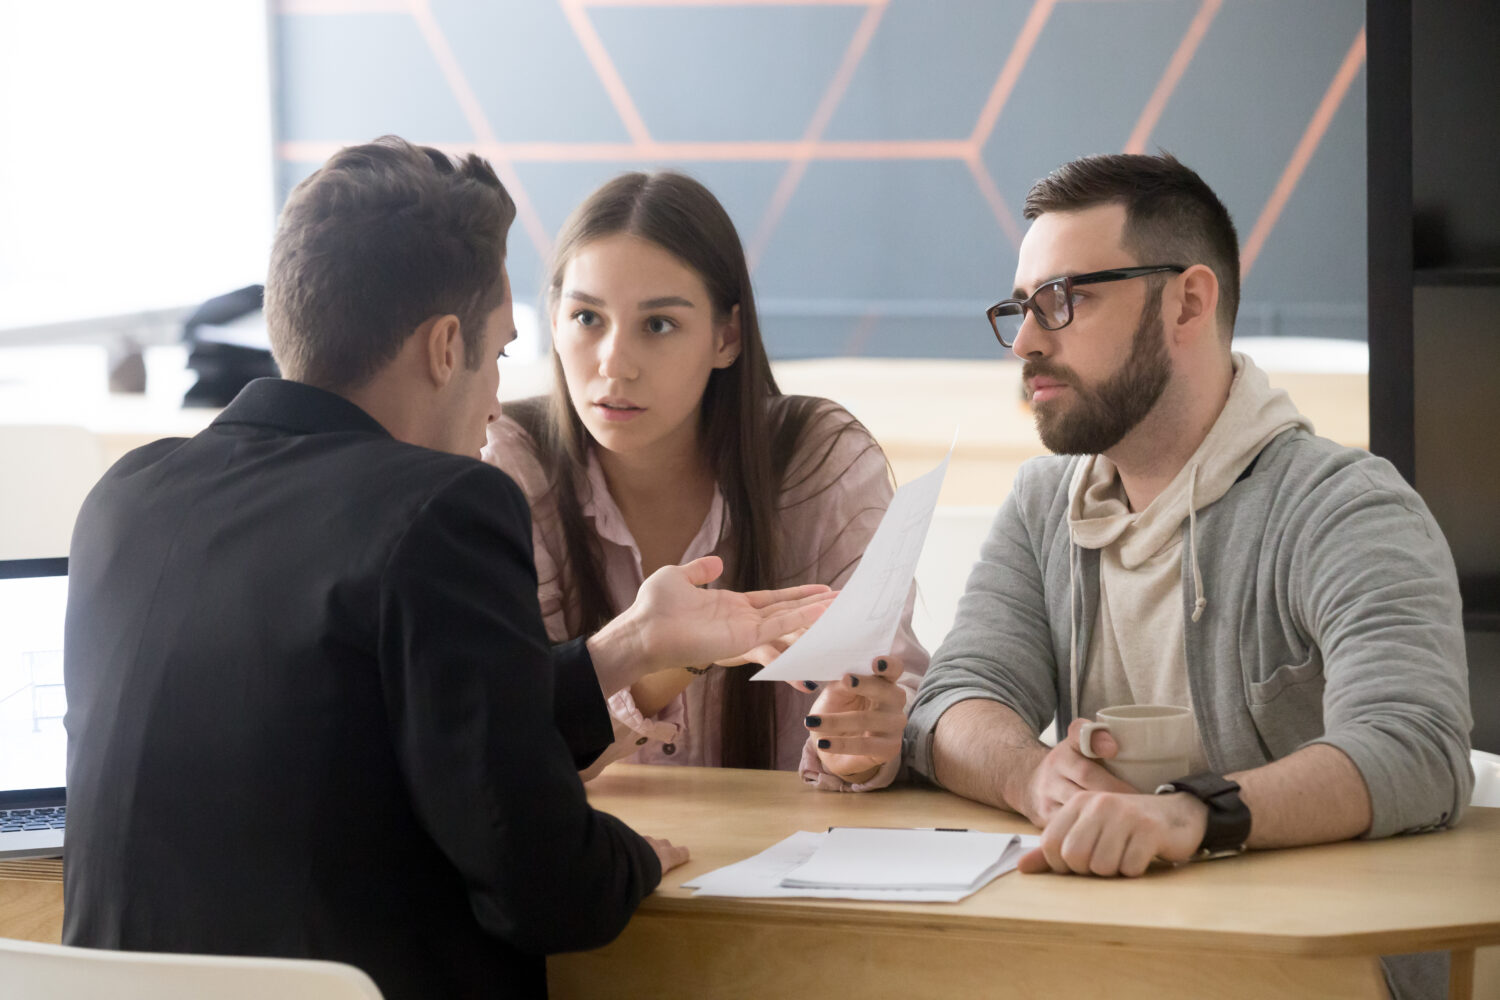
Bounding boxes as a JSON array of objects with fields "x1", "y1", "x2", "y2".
[{"x1": 683, "y1": 827, "x2": 1041, "y2": 902}]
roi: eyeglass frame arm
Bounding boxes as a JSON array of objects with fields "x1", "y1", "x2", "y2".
[{"x1": 986, "y1": 264, "x2": 1187, "y2": 347}]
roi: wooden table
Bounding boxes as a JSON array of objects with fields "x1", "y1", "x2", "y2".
[
  {"x1": 0, "y1": 858, "x2": 63, "y2": 944},
  {"x1": 550, "y1": 765, "x2": 1500, "y2": 1000},
  {"x1": 6, "y1": 766, "x2": 1491, "y2": 998}
]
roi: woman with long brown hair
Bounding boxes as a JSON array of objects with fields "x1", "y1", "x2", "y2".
[{"x1": 483, "y1": 171, "x2": 926, "y2": 787}]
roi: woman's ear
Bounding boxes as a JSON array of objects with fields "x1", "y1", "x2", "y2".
[{"x1": 713, "y1": 303, "x2": 742, "y2": 369}]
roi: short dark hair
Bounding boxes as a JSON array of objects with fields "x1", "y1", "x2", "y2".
[
  {"x1": 265, "y1": 136, "x2": 516, "y2": 391},
  {"x1": 1023, "y1": 153, "x2": 1240, "y2": 335}
]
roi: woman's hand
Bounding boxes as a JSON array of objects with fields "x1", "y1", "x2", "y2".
[{"x1": 804, "y1": 655, "x2": 907, "y2": 784}]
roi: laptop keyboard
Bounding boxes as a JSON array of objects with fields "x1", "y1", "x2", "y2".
[{"x1": 0, "y1": 807, "x2": 66, "y2": 832}]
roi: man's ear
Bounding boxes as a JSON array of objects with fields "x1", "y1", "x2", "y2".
[
  {"x1": 1169, "y1": 264, "x2": 1221, "y2": 346},
  {"x1": 419, "y1": 314, "x2": 464, "y2": 387},
  {"x1": 712, "y1": 303, "x2": 742, "y2": 369}
]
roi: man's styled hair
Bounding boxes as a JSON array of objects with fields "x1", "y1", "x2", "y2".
[
  {"x1": 1024, "y1": 153, "x2": 1240, "y2": 335},
  {"x1": 265, "y1": 136, "x2": 516, "y2": 391}
]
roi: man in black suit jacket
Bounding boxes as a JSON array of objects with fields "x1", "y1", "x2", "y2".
[{"x1": 62, "y1": 137, "x2": 827, "y2": 999}]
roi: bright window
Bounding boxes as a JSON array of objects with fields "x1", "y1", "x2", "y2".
[{"x1": 0, "y1": 1, "x2": 274, "y2": 333}]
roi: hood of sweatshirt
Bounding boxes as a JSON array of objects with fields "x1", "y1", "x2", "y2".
[{"x1": 1066, "y1": 352, "x2": 1313, "y2": 623}]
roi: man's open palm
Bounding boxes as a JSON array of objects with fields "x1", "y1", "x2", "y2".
[{"x1": 633, "y1": 556, "x2": 834, "y2": 670}]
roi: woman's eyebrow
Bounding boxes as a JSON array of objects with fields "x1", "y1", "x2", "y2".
[
  {"x1": 561, "y1": 289, "x2": 605, "y2": 305},
  {"x1": 638, "y1": 295, "x2": 694, "y2": 309}
]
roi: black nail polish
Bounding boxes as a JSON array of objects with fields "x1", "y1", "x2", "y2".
[
  {"x1": 805, "y1": 715, "x2": 821, "y2": 728},
  {"x1": 876, "y1": 659, "x2": 889, "y2": 672},
  {"x1": 817, "y1": 739, "x2": 831, "y2": 750},
  {"x1": 849, "y1": 676, "x2": 860, "y2": 687},
  {"x1": 804, "y1": 681, "x2": 819, "y2": 691}
]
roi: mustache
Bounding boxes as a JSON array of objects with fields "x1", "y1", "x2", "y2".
[{"x1": 1021, "y1": 360, "x2": 1078, "y2": 387}]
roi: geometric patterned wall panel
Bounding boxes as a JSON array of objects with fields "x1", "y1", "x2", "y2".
[{"x1": 275, "y1": 0, "x2": 1367, "y2": 359}]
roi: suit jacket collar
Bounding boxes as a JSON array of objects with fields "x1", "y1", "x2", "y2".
[{"x1": 212, "y1": 378, "x2": 391, "y2": 439}]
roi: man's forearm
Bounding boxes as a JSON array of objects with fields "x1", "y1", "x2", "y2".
[
  {"x1": 931, "y1": 699, "x2": 1047, "y2": 813},
  {"x1": 1230, "y1": 743, "x2": 1372, "y2": 849},
  {"x1": 586, "y1": 613, "x2": 703, "y2": 712},
  {"x1": 585, "y1": 611, "x2": 652, "y2": 698}
]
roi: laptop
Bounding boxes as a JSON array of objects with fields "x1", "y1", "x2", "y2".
[{"x1": 0, "y1": 557, "x2": 69, "y2": 859}]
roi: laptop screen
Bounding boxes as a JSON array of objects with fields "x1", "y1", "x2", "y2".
[{"x1": 0, "y1": 558, "x2": 68, "y2": 795}]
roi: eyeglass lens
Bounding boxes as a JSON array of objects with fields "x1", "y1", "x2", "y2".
[{"x1": 991, "y1": 278, "x2": 1071, "y2": 346}]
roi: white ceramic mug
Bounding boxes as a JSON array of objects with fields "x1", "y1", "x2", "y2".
[{"x1": 1079, "y1": 704, "x2": 1194, "y2": 792}]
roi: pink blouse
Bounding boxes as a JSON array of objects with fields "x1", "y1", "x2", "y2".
[{"x1": 482, "y1": 400, "x2": 928, "y2": 790}]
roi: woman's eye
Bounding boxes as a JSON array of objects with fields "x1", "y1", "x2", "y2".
[
  {"x1": 572, "y1": 309, "x2": 599, "y2": 327},
  {"x1": 645, "y1": 316, "x2": 676, "y2": 335}
]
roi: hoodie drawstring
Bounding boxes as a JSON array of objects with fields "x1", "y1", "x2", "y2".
[
  {"x1": 1068, "y1": 533, "x2": 1080, "y2": 721},
  {"x1": 1187, "y1": 463, "x2": 1207, "y2": 623}
]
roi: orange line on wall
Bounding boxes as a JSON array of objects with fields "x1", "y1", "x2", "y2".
[
  {"x1": 747, "y1": 161, "x2": 813, "y2": 273},
  {"x1": 969, "y1": 0, "x2": 1055, "y2": 150},
  {"x1": 1123, "y1": 0, "x2": 1219, "y2": 154},
  {"x1": 282, "y1": 139, "x2": 975, "y2": 162},
  {"x1": 746, "y1": 0, "x2": 887, "y2": 270},
  {"x1": 559, "y1": 139, "x2": 975, "y2": 160},
  {"x1": 410, "y1": 0, "x2": 552, "y2": 259},
  {"x1": 964, "y1": 153, "x2": 1023, "y2": 249},
  {"x1": 1240, "y1": 27, "x2": 1366, "y2": 278},
  {"x1": 800, "y1": 0, "x2": 884, "y2": 142},
  {"x1": 410, "y1": 0, "x2": 494, "y2": 143},
  {"x1": 558, "y1": 0, "x2": 654, "y2": 145}
]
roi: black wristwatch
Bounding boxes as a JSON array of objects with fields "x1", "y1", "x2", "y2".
[{"x1": 1155, "y1": 772, "x2": 1251, "y2": 860}]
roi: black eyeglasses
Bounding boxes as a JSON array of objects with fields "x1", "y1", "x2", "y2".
[{"x1": 986, "y1": 265, "x2": 1186, "y2": 348}]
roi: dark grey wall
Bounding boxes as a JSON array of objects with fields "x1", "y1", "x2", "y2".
[{"x1": 274, "y1": 0, "x2": 1367, "y2": 359}]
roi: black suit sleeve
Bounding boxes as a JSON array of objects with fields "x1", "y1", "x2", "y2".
[
  {"x1": 550, "y1": 637, "x2": 613, "y2": 771},
  {"x1": 376, "y1": 465, "x2": 659, "y2": 955}
]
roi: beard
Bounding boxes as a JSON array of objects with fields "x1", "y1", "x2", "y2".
[{"x1": 1024, "y1": 286, "x2": 1170, "y2": 456}]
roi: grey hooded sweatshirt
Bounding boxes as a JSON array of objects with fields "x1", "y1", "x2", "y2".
[
  {"x1": 1068, "y1": 356, "x2": 1313, "y2": 771},
  {"x1": 906, "y1": 358, "x2": 1473, "y2": 1000}
]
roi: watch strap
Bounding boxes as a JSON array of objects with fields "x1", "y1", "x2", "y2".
[{"x1": 1155, "y1": 772, "x2": 1251, "y2": 859}]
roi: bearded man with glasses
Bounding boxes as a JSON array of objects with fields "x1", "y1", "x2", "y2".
[{"x1": 901, "y1": 153, "x2": 1470, "y2": 1000}]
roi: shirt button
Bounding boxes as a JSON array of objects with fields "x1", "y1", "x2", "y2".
[
  {"x1": 661, "y1": 743, "x2": 676, "y2": 756},
  {"x1": 635, "y1": 737, "x2": 648, "y2": 746}
]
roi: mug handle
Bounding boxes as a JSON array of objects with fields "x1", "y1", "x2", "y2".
[{"x1": 1079, "y1": 720, "x2": 1109, "y2": 759}]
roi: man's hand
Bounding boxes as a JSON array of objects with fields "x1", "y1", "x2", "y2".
[
  {"x1": 805, "y1": 655, "x2": 907, "y2": 784},
  {"x1": 589, "y1": 556, "x2": 834, "y2": 692},
  {"x1": 1016, "y1": 718, "x2": 1136, "y2": 826},
  {"x1": 643, "y1": 835, "x2": 690, "y2": 876},
  {"x1": 1018, "y1": 790, "x2": 1208, "y2": 877},
  {"x1": 716, "y1": 626, "x2": 808, "y2": 668}
]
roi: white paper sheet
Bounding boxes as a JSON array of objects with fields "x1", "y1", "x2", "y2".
[
  {"x1": 681, "y1": 829, "x2": 1039, "y2": 902},
  {"x1": 751, "y1": 449, "x2": 951, "y2": 682},
  {"x1": 780, "y1": 827, "x2": 1023, "y2": 891}
]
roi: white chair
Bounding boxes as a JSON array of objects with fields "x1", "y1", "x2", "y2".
[
  {"x1": 0, "y1": 425, "x2": 106, "y2": 560},
  {"x1": 0, "y1": 936, "x2": 384, "y2": 999},
  {"x1": 1472, "y1": 749, "x2": 1500, "y2": 807}
]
